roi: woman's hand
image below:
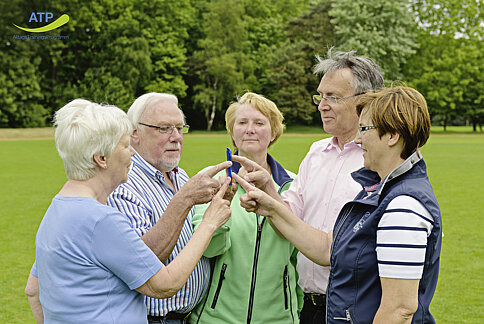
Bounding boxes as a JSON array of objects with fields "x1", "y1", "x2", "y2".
[
  {"x1": 232, "y1": 155, "x2": 272, "y2": 190},
  {"x1": 232, "y1": 155, "x2": 282, "y2": 202},
  {"x1": 234, "y1": 172, "x2": 332, "y2": 266},
  {"x1": 232, "y1": 172, "x2": 283, "y2": 217},
  {"x1": 201, "y1": 177, "x2": 232, "y2": 231},
  {"x1": 217, "y1": 174, "x2": 238, "y2": 203}
]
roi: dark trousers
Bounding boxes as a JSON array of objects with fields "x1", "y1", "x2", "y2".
[{"x1": 299, "y1": 294, "x2": 326, "y2": 324}]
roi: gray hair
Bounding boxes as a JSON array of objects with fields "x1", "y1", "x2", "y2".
[
  {"x1": 313, "y1": 49, "x2": 384, "y2": 93},
  {"x1": 54, "y1": 99, "x2": 133, "y2": 180},
  {"x1": 127, "y1": 93, "x2": 185, "y2": 129}
]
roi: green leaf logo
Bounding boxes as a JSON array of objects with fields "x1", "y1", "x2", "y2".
[{"x1": 13, "y1": 14, "x2": 69, "y2": 33}]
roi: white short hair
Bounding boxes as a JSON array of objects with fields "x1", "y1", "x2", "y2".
[
  {"x1": 54, "y1": 99, "x2": 133, "y2": 180},
  {"x1": 127, "y1": 92, "x2": 185, "y2": 128}
]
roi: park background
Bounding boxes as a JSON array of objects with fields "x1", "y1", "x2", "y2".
[{"x1": 0, "y1": 0, "x2": 483, "y2": 322}]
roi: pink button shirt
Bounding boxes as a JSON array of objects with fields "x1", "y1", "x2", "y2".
[{"x1": 281, "y1": 137, "x2": 363, "y2": 294}]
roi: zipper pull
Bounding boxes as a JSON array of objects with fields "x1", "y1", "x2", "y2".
[
  {"x1": 345, "y1": 309, "x2": 352, "y2": 323},
  {"x1": 333, "y1": 309, "x2": 352, "y2": 322}
]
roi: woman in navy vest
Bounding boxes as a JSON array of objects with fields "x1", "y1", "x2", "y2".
[{"x1": 233, "y1": 86, "x2": 442, "y2": 324}]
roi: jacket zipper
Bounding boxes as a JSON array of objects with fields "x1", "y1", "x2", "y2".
[
  {"x1": 283, "y1": 266, "x2": 288, "y2": 310},
  {"x1": 246, "y1": 215, "x2": 264, "y2": 324},
  {"x1": 285, "y1": 265, "x2": 295, "y2": 322},
  {"x1": 211, "y1": 263, "x2": 227, "y2": 309},
  {"x1": 245, "y1": 179, "x2": 293, "y2": 323},
  {"x1": 280, "y1": 179, "x2": 295, "y2": 322},
  {"x1": 327, "y1": 204, "x2": 355, "y2": 322},
  {"x1": 333, "y1": 309, "x2": 353, "y2": 323}
]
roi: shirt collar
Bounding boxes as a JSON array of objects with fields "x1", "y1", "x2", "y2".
[
  {"x1": 351, "y1": 150, "x2": 423, "y2": 197},
  {"x1": 131, "y1": 152, "x2": 178, "y2": 181},
  {"x1": 322, "y1": 137, "x2": 360, "y2": 153},
  {"x1": 378, "y1": 150, "x2": 422, "y2": 194},
  {"x1": 231, "y1": 151, "x2": 292, "y2": 187}
]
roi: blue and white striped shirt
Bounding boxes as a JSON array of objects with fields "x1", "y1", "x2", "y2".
[
  {"x1": 107, "y1": 153, "x2": 210, "y2": 316},
  {"x1": 376, "y1": 194, "x2": 433, "y2": 279}
]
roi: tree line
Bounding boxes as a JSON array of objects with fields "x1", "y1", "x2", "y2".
[{"x1": 0, "y1": 0, "x2": 482, "y2": 131}]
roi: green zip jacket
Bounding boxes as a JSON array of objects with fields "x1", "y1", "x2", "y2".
[{"x1": 190, "y1": 154, "x2": 302, "y2": 324}]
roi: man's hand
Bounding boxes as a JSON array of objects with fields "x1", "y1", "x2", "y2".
[{"x1": 180, "y1": 161, "x2": 232, "y2": 206}]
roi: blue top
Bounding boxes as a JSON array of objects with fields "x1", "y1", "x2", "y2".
[
  {"x1": 107, "y1": 153, "x2": 210, "y2": 316},
  {"x1": 32, "y1": 196, "x2": 162, "y2": 324}
]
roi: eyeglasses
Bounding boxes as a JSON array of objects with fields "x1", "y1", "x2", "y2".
[
  {"x1": 139, "y1": 122, "x2": 190, "y2": 134},
  {"x1": 358, "y1": 125, "x2": 377, "y2": 134},
  {"x1": 313, "y1": 93, "x2": 364, "y2": 105}
]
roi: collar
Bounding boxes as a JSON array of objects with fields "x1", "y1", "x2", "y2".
[
  {"x1": 322, "y1": 137, "x2": 360, "y2": 153},
  {"x1": 131, "y1": 152, "x2": 178, "y2": 181},
  {"x1": 379, "y1": 150, "x2": 422, "y2": 191},
  {"x1": 351, "y1": 150, "x2": 423, "y2": 197},
  {"x1": 231, "y1": 151, "x2": 292, "y2": 187}
]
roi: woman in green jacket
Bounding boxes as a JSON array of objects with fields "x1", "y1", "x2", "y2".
[{"x1": 190, "y1": 92, "x2": 301, "y2": 324}]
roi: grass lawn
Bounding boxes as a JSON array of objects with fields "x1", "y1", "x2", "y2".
[{"x1": 0, "y1": 130, "x2": 483, "y2": 323}]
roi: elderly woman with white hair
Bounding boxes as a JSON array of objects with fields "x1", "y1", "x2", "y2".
[{"x1": 24, "y1": 99, "x2": 233, "y2": 324}]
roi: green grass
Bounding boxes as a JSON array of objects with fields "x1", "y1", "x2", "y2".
[
  {"x1": 1, "y1": 133, "x2": 483, "y2": 323},
  {"x1": 429, "y1": 125, "x2": 483, "y2": 134}
]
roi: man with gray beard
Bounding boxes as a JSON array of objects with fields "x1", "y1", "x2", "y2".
[{"x1": 108, "y1": 93, "x2": 231, "y2": 324}]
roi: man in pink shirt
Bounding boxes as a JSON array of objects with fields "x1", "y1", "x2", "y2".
[{"x1": 281, "y1": 50, "x2": 384, "y2": 324}]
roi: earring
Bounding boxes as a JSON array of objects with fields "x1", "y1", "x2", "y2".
[{"x1": 104, "y1": 165, "x2": 108, "y2": 169}]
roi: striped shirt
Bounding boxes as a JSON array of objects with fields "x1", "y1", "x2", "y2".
[
  {"x1": 377, "y1": 195, "x2": 433, "y2": 279},
  {"x1": 107, "y1": 153, "x2": 210, "y2": 316}
]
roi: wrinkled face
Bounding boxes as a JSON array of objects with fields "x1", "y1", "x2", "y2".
[
  {"x1": 317, "y1": 68, "x2": 360, "y2": 142},
  {"x1": 354, "y1": 109, "x2": 385, "y2": 172},
  {"x1": 107, "y1": 134, "x2": 135, "y2": 185},
  {"x1": 232, "y1": 104, "x2": 273, "y2": 157},
  {"x1": 132, "y1": 100, "x2": 184, "y2": 172}
]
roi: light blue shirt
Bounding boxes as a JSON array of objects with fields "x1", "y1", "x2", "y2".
[
  {"x1": 107, "y1": 153, "x2": 210, "y2": 316},
  {"x1": 32, "y1": 196, "x2": 162, "y2": 324}
]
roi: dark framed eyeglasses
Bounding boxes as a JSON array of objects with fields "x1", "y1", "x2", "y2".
[
  {"x1": 358, "y1": 125, "x2": 377, "y2": 134},
  {"x1": 313, "y1": 92, "x2": 364, "y2": 105},
  {"x1": 139, "y1": 122, "x2": 190, "y2": 134}
]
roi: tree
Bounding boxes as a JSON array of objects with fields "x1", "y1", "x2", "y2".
[
  {"x1": 190, "y1": 0, "x2": 251, "y2": 131},
  {"x1": 329, "y1": 0, "x2": 418, "y2": 80},
  {"x1": 0, "y1": 0, "x2": 48, "y2": 127},
  {"x1": 0, "y1": 53, "x2": 47, "y2": 127},
  {"x1": 404, "y1": 0, "x2": 483, "y2": 130},
  {"x1": 265, "y1": 1, "x2": 334, "y2": 125}
]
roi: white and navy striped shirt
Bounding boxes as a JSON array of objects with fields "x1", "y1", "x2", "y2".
[
  {"x1": 107, "y1": 153, "x2": 210, "y2": 316},
  {"x1": 377, "y1": 195, "x2": 433, "y2": 279}
]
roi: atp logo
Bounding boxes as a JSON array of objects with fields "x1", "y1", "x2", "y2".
[{"x1": 14, "y1": 12, "x2": 69, "y2": 33}]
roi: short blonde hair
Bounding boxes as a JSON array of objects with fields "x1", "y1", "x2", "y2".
[
  {"x1": 225, "y1": 92, "x2": 285, "y2": 150},
  {"x1": 54, "y1": 99, "x2": 133, "y2": 180},
  {"x1": 357, "y1": 86, "x2": 430, "y2": 159}
]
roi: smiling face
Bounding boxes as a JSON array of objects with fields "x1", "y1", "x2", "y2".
[
  {"x1": 232, "y1": 104, "x2": 273, "y2": 158},
  {"x1": 132, "y1": 99, "x2": 184, "y2": 172},
  {"x1": 107, "y1": 134, "x2": 135, "y2": 185},
  {"x1": 317, "y1": 68, "x2": 360, "y2": 145}
]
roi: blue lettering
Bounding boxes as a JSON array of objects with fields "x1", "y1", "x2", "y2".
[
  {"x1": 45, "y1": 12, "x2": 53, "y2": 22},
  {"x1": 37, "y1": 12, "x2": 45, "y2": 22},
  {"x1": 28, "y1": 12, "x2": 38, "y2": 23}
]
